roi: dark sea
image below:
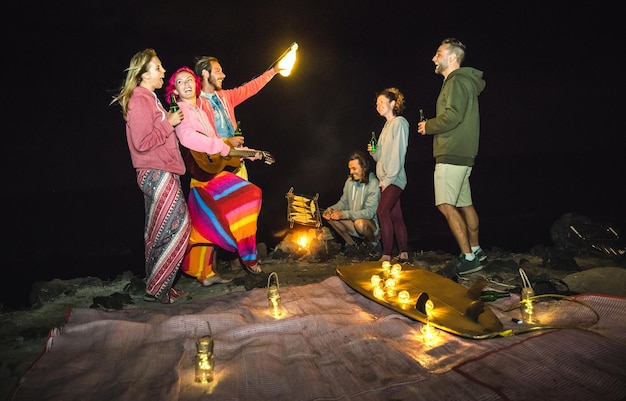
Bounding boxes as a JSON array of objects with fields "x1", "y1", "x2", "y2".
[{"x1": 4, "y1": 151, "x2": 623, "y2": 310}]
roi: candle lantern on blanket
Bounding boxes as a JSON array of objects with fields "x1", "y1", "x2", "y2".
[
  {"x1": 519, "y1": 268, "x2": 536, "y2": 324},
  {"x1": 520, "y1": 287, "x2": 535, "y2": 324},
  {"x1": 195, "y1": 325, "x2": 214, "y2": 383},
  {"x1": 415, "y1": 292, "x2": 438, "y2": 344},
  {"x1": 420, "y1": 299, "x2": 437, "y2": 344},
  {"x1": 267, "y1": 272, "x2": 283, "y2": 318}
]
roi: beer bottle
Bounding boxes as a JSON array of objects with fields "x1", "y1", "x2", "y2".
[
  {"x1": 479, "y1": 291, "x2": 511, "y2": 302},
  {"x1": 419, "y1": 109, "x2": 427, "y2": 122},
  {"x1": 235, "y1": 120, "x2": 243, "y2": 136},
  {"x1": 370, "y1": 131, "x2": 377, "y2": 152},
  {"x1": 169, "y1": 93, "x2": 179, "y2": 113}
]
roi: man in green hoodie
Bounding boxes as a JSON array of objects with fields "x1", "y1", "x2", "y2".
[{"x1": 417, "y1": 38, "x2": 487, "y2": 275}]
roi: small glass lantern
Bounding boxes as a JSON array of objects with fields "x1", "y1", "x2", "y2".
[
  {"x1": 195, "y1": 323, "x2": 214, "y2": 383},
  {"x1": 520, "y1": 287, "x2": 535, "y2": 324},
  {"x1": 267, "y1": 272, "x2": 283, "y2": 317},
  {"x1": 420, "y1": 299, "x2": 438, "y2": 343},
  {"x1": 519, "y1": 268, "x2": 536, "y2": 324}
]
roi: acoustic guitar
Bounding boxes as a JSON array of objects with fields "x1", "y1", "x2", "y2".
[{"x1": 183, "y1": 145, "x2": 275, "y2": 181}]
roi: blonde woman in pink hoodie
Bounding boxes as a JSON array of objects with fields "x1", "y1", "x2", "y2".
[{"x1": 110, "y1": 48, "x2": 190, "y2": 304}]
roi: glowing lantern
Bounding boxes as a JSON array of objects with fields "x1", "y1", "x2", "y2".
[
  {"x1": 373, "y1": 286, "x2": 385, "y2": 299},
  {"x1": 420, "y1": 299, "x2": 438, "y2": 344},
  {"x1": 276, "y1": 42, "x2": 299, "y2": 77},
  {"x1": 381, "y1": 260, "x2": 392, "y2": 278},
  {"x1": 267, "y1": 272, "x2": 283, "y2": 318},
  {"x1": 390, "y1": 263, "x2": 402, "y2": 280},
  {"x1": 384, "y1": 278, "x2": 396, "y2": 297},
  {"x1": 519, "y1": 268, "x2": 536, "y2": 324},
  {"x1": 195, "y1": 324, "x2": 214, "y2": 383},
  {"x1": 520, "y1": 287, "x2": 535, "y2": 324},
  {"x1": 415, "y1": 293, "x2": 438, "y2": 344}
]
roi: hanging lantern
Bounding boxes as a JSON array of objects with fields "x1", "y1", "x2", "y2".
[
  {"x1": 267, "y1": 272, "x2": 283, "y2": 318},
  {"x1": 276, "y1": 42, "x2": 299, "y2": 77}
]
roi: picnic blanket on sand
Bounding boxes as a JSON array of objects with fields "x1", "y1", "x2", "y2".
[{"x1": 11, "y1": 276, "x2": 626, "y2": 401}]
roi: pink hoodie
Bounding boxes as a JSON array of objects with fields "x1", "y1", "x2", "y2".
[{"x1": 125, "y1": 86, "x2": 185, "y2": 175}]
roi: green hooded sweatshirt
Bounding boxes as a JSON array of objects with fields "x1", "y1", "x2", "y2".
[{"x1": 425, "y1": 67, "x2": 485, "y2": 166}]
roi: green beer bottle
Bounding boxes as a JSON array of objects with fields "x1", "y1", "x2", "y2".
[
  {"x1": 169, "y1": 93, "x2": 179, "y2": 113},
  {"x1": 479, "y1": 291, "x2": 511, "y2": 302},
  {"x1": 370, "y1": 131, "x2": 377, "y2": 152}
]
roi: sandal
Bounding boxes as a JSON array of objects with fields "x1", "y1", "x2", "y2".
[
  {"x1": 143, "y1": 288, "x2": 187, "y2": 304},
  {"x1": 163, "y1": 288, "x2": 188, "y2": 304},
  {"x1": 392, "y1": 252, "x2": 411, "y2": 264},
  {"x1": 243, "y1": 263, "x2": 263, "y2": 275},
  {"x1": 201, "y1": 275, "x2": 233, "y2": 287}
]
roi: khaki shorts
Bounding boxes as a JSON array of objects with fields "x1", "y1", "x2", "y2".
[{"x1": 434, "y1": 163, "x2": 473, "y2": 207}]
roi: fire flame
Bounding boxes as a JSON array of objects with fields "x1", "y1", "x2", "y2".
[{"x1": 296, "y1": 232, "x2": 313, "y2": 250}]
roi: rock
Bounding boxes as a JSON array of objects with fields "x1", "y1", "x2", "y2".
[
  {"x1": 90, "y1": 292, "x2": 134, "y2": 310},
  {"x1": 563, "y1": 266, "x2": 626, "y2": 297}
]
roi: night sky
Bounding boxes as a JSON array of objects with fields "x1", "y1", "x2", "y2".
[{"x1": 3, "y1": 1, "x2": 624, "y2": 307}]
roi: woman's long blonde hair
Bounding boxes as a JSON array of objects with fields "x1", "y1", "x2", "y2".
[{"x1": 110, "y1": 48, "x2": 157, "y2": 119}]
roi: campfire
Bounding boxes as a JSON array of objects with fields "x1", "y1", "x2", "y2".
[
  {"x1": 270, "y1": 187, "x2": 340, "y2": 261},
  {"x1": 274, "y1": 226, "x2": 340, "y2": 261}
]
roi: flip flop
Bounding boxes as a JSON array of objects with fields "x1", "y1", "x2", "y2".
[
  {"x1": 143, "y1": 288, "x2": 188, "y2": 304},
  {"x1": 164, "y1": 288, "x2": 187, "y2": 304},
  {"x1": 201, "y1": 276, "x2": 234, "y2": 287},
  {"x1": 243, "y1": 263, "x2": 263, "y2": 275}
]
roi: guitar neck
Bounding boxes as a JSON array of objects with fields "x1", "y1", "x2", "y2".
[
  {"x1": 226, "y1": 147, "x2": 274, "y2": 166},
  {"x1": 230, "y1": 149, "x2": 261, "y2": 158}
]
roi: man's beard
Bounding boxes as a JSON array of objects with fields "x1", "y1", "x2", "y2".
[{"x1": 209, "y1": 79, "x2": 221, "y2": 91}]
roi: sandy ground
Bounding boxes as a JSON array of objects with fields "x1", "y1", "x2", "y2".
[{"x1": 1, "y1": 246, "x2": 625, "y2": 400}]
